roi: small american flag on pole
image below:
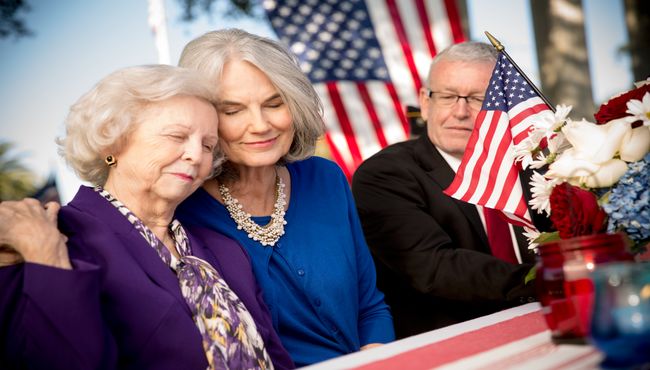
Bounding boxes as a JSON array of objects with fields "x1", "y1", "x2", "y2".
[
  {"x1": 444, "y1": 52, "x2": 551, "y2": 227},
  {"x1": 263, "y1": 0, "x2": 465, "y2": 179}
]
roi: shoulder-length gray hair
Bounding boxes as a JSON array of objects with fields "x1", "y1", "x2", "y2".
[
  {"x1": 57, "y1": 64, "x2": 221, "y2": 186},
  {"x1": 179, "y1": 28, "x2": 325, "y2": 167}
]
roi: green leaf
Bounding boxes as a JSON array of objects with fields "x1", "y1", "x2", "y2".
[
  {"x1": 630, "y1": 238, "x2": 650, "y2": 255},
  {"x1": 598, "y1": 190, "x2": 611, "y2": 206},
  {"x1": 524, "y1": 266, "x2": 536, "y2": 285},
  {"x1": 534, "y1": 231, "x2": 561, "y2": 244}
]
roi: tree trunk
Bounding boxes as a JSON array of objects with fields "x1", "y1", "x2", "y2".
[
  {"x1": 623, "y1": 0, "x2": 650, "y2": 82},
  {"x1": 530, "y1": 0, "x2": 595, "y2": 118}
]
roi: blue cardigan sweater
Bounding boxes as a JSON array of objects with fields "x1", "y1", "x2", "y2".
[{"x1": 177, "y1": 157, "x2": 394, "y2": 367}]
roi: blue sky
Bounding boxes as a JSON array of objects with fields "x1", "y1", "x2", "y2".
[{"x1": 0, "y1": 0, "x2": 631, "y2": 203}]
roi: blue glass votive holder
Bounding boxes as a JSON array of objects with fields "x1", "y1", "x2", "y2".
[{"x1": 589, "y1": 262, "x2": 650, "y2": 368}]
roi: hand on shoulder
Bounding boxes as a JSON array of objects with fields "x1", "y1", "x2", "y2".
[{"x1": 0, "y1": 199, "x2": 71, "y2": 269}]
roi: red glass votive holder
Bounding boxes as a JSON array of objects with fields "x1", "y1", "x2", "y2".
[{"x1": 535, "y1": 233, "x2": 633, "y2": 343}]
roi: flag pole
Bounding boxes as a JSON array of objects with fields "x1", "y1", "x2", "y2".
[
  {"x1": 148, "y1": 0, "x2": 171, "y2": 64},
  {"x1": 484, "y1": 31, "x2": 555, "y2": 112}
]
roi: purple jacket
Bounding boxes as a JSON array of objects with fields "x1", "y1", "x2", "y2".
[{"x1": 0, "y1": 186, "x2": 294, "y2": 370}]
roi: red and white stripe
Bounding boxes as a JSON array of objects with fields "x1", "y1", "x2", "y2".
[
  {"x1": 303, "y1": 303, "x2": 604, "y2": 370},
  {"x1": 319, "y1": 0, "x2": 464, "y2": 179},
  {"x1": 444, "y1": 96, "x2": 551, "y2": 227}
]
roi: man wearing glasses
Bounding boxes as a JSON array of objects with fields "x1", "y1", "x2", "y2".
[{"x1": 352, "y1": 42, "x2": 537, "y2": 339}]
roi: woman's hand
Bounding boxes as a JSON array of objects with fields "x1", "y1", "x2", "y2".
[
  {"x1": 0, "y1": 199, "x2": 72, "y2": 269},
  {"x1": 0, "y1": 244, "x2": 23, "y2": 266}
]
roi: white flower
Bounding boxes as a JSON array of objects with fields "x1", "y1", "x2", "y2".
[
  {"x1": 532, "y1": 104, "x2": 572, "y2": 133},
  {"x1": 514, "y1": 109, "x2": 572, "y2": 171},
  {"x1": 529, "y1": 152, "x2": 549, "y2": 169},
  {"x1": 513, "y1": 135, "x2": 540, "y2": 170},
  {"x1": 564, "y1": 118, "x2": 631, "y2": 163},
  {"x1": 626, "y1": 92, "x2": 650, "y2": 126},
  {"x1": 548, "y1": 117, "x2": 649, "y2": 179},
  {"x1": 547, "y1": 131, "x2": 568, "y2": 154},
  {"x1": 548, "y1": 148, "x2": 600, "y2": 177},
  {"x1": 620, "y1": 125, "x2": 650, "y2": 161},
  {"x1": 523, "y1": 226, "x2": 541, "y2": 251},
  {"x1": 529, "y1": 171, "x2": 557, "y2": 215},
  {"x1": 520, "y1": 131, "x2": 568, "y2": 170},
  {"x1": 552, "y1": 104, "x2": 572, "y2": 129},
  {"x1": 548, "y1": 148, "x2": 629, "y2": 188},
  {"x1": 545, "y1": 117, "x2": 642, "y2": 187},
  {"x1": 579, "y1": 159, "x2": 629, "y2": 188}
]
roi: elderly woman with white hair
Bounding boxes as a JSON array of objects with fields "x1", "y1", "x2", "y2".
[
  {"x1": 175, "y1": 29, "x2": 395, "y2": 367},
  {"x1": 0, "y1": 64, "x2": 293, "y2": 370}
]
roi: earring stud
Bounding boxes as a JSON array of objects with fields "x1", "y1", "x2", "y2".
[{"x1": 105, "y1": 155, "x2": 117, "y2": 167}]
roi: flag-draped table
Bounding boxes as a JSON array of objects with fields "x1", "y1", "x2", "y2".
[{"x1": 301, "y1": 303, "x2": 604, "y2": 370}]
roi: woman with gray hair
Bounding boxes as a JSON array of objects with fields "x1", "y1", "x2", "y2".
[
  {"x1": 0, "y1": 64, "x2": 293, "y2": 370},
  {"x1": 176, "y1": 28, "x2": 394, "y2": 367}
]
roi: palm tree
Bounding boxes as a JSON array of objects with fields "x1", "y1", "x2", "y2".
[{"x1": 0, "y1": 141, "x2": 36, "y2": 200}]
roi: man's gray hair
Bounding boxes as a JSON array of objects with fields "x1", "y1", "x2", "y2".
[{"x1": 427, "y1": 42, "x2": 497, "y2": 81}]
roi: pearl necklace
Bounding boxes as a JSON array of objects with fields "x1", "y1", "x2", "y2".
[{"x1": 218, "y1": 174, "x2": 287, "y2": 247}]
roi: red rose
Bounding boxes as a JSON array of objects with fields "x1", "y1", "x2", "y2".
[
  {"x1": 594, "y1": 83, "x2": 650, "y2": 125},
  {"x1": 549, "y1": 183, "x2": 608, "y2": 238}
]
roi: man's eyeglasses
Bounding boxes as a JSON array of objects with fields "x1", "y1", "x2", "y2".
[{"x1": 427, "y1": 90, "x2": 485, "y2": 110}]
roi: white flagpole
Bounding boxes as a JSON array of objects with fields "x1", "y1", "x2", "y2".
[{"x1": 147, "y1": 0, "x2": 171, "y2": 64}]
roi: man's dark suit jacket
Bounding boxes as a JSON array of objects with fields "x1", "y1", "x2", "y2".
[
  {"x1": 0, "y1": 186, "x2": 294, "y2": 370},
  {"x1": 352, "y1": 135, "x2": 537, "y2": 339}
]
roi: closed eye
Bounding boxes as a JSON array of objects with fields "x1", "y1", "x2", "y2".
[
  {"x1": 222, "y1": 109, "x2": 241, "y2": 116},
  {"x1": 218, "y1": 101, "x2": 244, "y2": 116},
  {"x1": 265, "y1": 99, "x2": 285, "y2": 109},
  {"x1": 167, "y1": 134, "x2": 185, "y2": 141},
  {"x1": 437, "y1": 94, "x2": 457, "y2": 103},
  {"x1": 264, "y1": 94, "x2": 285, "y2": 109}
]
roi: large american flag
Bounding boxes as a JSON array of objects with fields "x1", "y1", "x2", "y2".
[
  {"x1": 263, "y1": 0, "x2": 465, "y2": 179},
  {"x1": 444, "y1": 52, "x2": 551, "y2": 227}
]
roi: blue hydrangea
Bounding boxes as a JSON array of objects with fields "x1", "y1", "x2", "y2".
[{"x1": 603, "y1": 152, "x2": 650, "y2": 248}]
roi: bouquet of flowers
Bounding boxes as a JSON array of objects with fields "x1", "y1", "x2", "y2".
[{"x1": 514, "y1": 79, "x2": 650, "y2": 253}]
